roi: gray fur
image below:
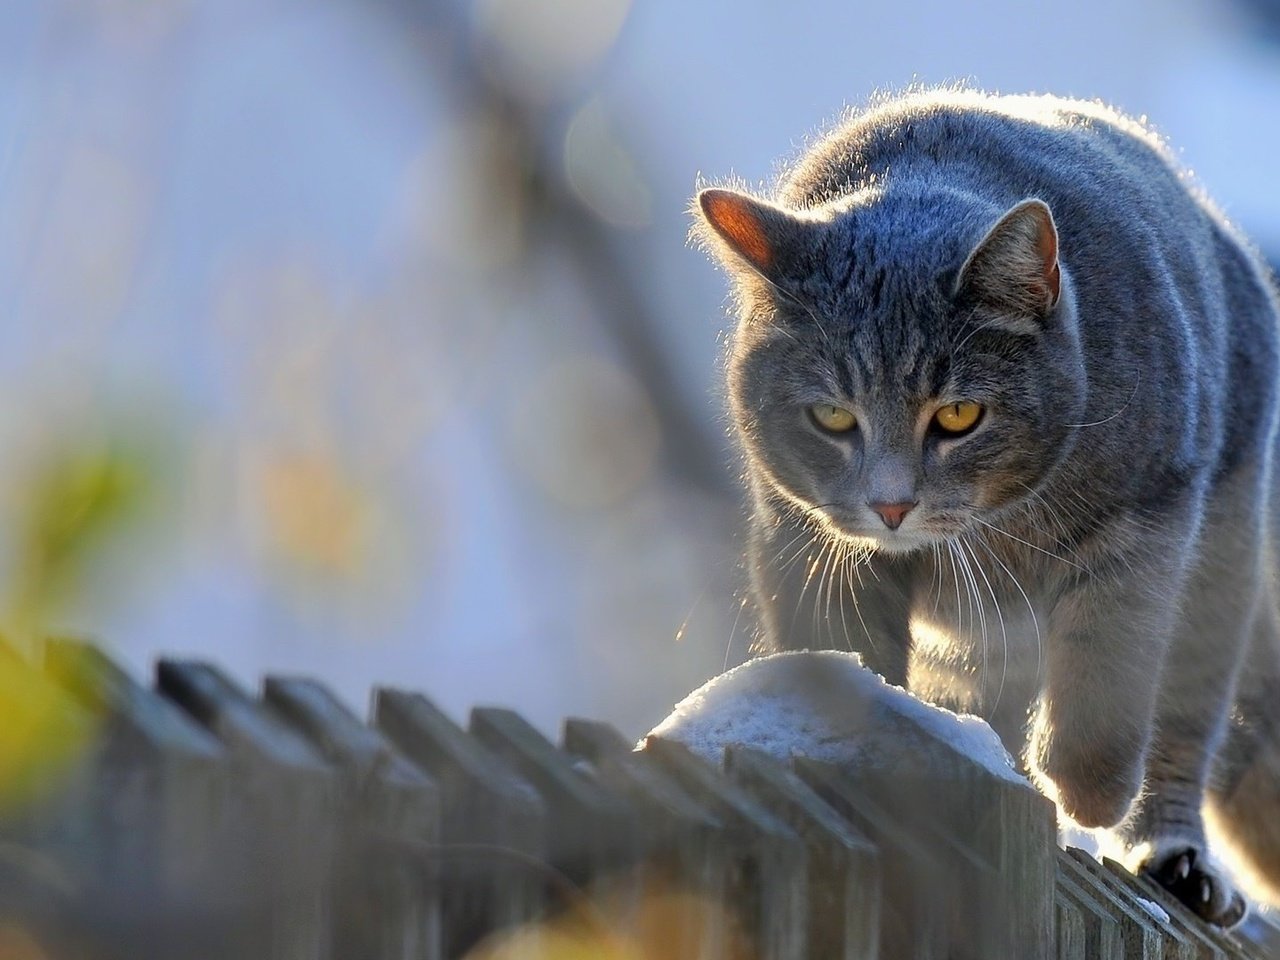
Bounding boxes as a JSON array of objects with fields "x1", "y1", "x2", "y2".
[{"x1": 694, "y1": 88, "x2": 1280, "y2": 926}]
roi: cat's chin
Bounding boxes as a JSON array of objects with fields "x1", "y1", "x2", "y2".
[
  {"x1": 861, "y1": 533, "x2": 934, "y2": 555},
  {"x1": 823, "y1": 526, "x2": 936, "y2": 555}
]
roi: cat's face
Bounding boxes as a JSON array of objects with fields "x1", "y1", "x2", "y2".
[
  {"x1": 730, "y1": 297, "x2": 1077, "y2": 552},
  {"x1": 700, "y1": 187, "x2": 1086, "y2": 552}
]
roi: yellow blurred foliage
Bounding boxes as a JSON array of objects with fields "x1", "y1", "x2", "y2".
[
  {"x1": 6, "y1": 431, "x2": 159, "y2": 642},
  {"x1": 0, "y1": 422, "x2": 167, "y2": 815},
  {"x1": 468, "y1": 923, "x2": 639, "y2": 960},
  {"x1": 0, "y1": 923, "x2": 50, "y2": 960},
  {"x1": 258, "y1": 453, "x2": 371, "y2": 579},
  {"x1": 465, "y1": 889, "x2": 755, "y2": 960},
  {"x1": 0, "y1": 650, "x2": 95, "y2": 816}
]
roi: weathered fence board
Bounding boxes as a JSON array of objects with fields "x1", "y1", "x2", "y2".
[
  {"x1": 562, "y1": 717, "x2": 730, "y2": 960},
  {"x1": 644, "y1": 736, "x2": 811, "y2": 959},
  {"x1": 44, "y1": 640, "x2": 231, "y2": 957},
  {"x1": 724, "y1": 746, "x2": 881, "y2": 960},
  {"x1": 158, "y1": 660, "x2": 338, "y2": 960},
  {"x1": 372, "y1": 688, "x2": 544, "y2": 957},
  {"x1": 265, "y1": 676, "x2": 443, "y2": 960},
  {"x1": 1055, "y1": 861, "x2": 1126, "y2": 960},
  {"x1": 795, "y1": 757, "x2": 951, "y2": 960},
  {"x1": 470, "y1": 706, "x2": 630, "y2": 878},
  {"x1": 1059, "y1": 848, "x2": 1172, "y2": 960},
  {"x1": 1057, "y1": 895, "x2": 1090, "y2": 960}
]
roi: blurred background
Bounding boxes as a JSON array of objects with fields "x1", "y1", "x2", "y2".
[{"x1": 2, "y1": 0, "x2": 1279, "y2": 741}]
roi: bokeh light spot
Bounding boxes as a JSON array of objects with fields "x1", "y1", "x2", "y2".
[
  {"x1": 473, "y1": 0, "x2": 633, "y2": 99},
  {"x1": 565, "y1": 98, "x2": 652, "y2": 229},
  {"x1": 0, "y1": 923, "x2": 51, "y2": 960},
  {"x1": 464, "y1": 887, "x2": 754, "y2": 959},
  {"x1": 257, "y1": 453, "x2": 371, "y2": 579}
]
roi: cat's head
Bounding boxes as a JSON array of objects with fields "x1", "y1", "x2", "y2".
[{"x1": 694, "y1": 183, "x2": 1087, "y2": 552}]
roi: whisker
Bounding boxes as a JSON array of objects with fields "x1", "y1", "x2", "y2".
[
  {"x1": 785, "y1": 538, "x2": 831, "y2": 648},
  {"x1": 946, "y1": 537, "x2": 964, "y2": 639},
  {"x1": 769, "y1": 280, "x2": 837, "y2": 348},
  {"x1": 724, "y1": 595, "x2": 749, "y2": 669},
  {"x1": 972, "y1": 516, "x2": 1088, "y2": 573},
  {"x1": 930, "y1": 542, "x2": 943, "y2": 617},
  {"x1": 775, "y1": 531, "x2": 821, "y2": 579},
  {"x1": 793, "y1": 535, "x2": 836, "y2": 649},
  {"x1": 962, "y1": 536, "x2": 1008, "y2": 715},
  {"x1": 814, "y1": 535, "x2": 840, "y2": 644},
  {"x1": 951, "y1": 315, "x2": 1008, "y2": 355},
  {"x1": 833, "y1": 540, "x2": 853, "y2": 653},
  {"x1": 978, "y1": 538, "x2": 1043, "y2": 689},
  {"x1": 1062, "y1": 371, "x2": 1141, "y2": 428},
  {"x1": 954, "y1": 538, "x2": 988, "y2": 705},
  {"x1": 843, "y1": 543, "x2": 876, "y2": 659},
  {"x1": 1013, "y1": 481, "x2": 1091, "y2": 559}
]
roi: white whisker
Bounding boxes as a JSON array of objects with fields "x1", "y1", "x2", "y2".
[
  {"x1": 972, "y1": 515, "x2": 1088, "y2": 573},
  {"x1": 842, "y1": 543, "x2": 876, "y2": 659},
  {"x1": 1063, "y1": 371, "x2": 1141, "y2": 428},
  {"x1": 954, "y1": 538, "x2": 988, "y2": 703},
  {"x1": 978, "y1": 538, "x2": 1043, "y2": 688},
  {"x1": 724, "y1": 595, "x2": 749, "y2": 669},
  {"x1": 962, "y1": 536, "x2": 1008, "y2": 715}
]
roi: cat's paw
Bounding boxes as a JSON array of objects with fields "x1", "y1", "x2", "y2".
[
  {"x1": 1035, "y1": 741, "x2": 1142, "y2": 828},
  {"x1": 1133, "y1": 839, "x2": 1247, "y2": 928}
]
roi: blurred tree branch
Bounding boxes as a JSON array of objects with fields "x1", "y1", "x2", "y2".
[{"x1": 394, "y1": 0, "x2": 737, "y2": 504}]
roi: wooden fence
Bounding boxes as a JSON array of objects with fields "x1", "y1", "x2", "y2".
[{"x1": 0, "y1": 637, "x2": 1277, "y2": 959}]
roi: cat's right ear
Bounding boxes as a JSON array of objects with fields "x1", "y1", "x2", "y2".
[
  {"x1": 956, "y1": 198, "x2": 1062, "y2": 321},
  {"x1": 694, "y1": 188, "x2": 811, "y2": 287}
]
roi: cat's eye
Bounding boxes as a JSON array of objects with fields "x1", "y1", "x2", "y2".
[
  {"x1": 809, "y1": 404, "x2": 857, "y2": 433},
  {"x1": 933, "y1": 401, "x2": 983, "y2": 435}
]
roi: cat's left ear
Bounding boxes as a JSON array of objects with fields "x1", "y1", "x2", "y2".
[
  {"x1": 956, "y1": 199, "x2": 1061, "y2": 319},
  {"x1": 694, "y1": 188, "x2": 814, "y2": 288}
]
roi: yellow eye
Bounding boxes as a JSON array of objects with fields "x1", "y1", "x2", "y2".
[
  {"x1": 934, "y1": 401, "x2": 983, "y2": 434},
  {"x1": 809, "y1": 404, "x2": 857, "y2": 433}
]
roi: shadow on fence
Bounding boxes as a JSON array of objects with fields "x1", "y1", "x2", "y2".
[{"x1": 0, "y1": 637, "x2": 1277, "y2": 959}]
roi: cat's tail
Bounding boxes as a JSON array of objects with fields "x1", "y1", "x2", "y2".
[{"x1": 1206, "y1": 627, "x2": 1280, "y2": 904}]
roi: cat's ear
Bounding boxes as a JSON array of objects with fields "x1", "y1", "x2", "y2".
[
  {"x1": 695, "y1": 188, "x2": 813, "y2": 287},
  {"x1": 956, "y1": 199, "x2": 1061, "y2": 319}
]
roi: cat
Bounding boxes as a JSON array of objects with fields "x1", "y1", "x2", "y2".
[{"x1": 692, "y1": 88, "x2": 1280, "y2": 927}]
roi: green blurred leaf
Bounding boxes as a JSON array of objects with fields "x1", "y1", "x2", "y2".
[{"x1": 6, "y1": 421, "x2": 173, "y2": 640}]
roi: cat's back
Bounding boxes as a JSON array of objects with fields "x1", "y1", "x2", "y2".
[{"x1": 777, "y1": 88, "x2": 1191, "y2": 220}]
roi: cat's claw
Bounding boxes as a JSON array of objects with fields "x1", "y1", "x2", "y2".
[{"x1": 1140, "y1": 844, "x2": 1247, "y2": 928}]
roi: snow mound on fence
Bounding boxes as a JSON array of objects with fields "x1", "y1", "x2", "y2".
[{"x1": 645, "y1": 650, "x2": 1023, "y2": 783}]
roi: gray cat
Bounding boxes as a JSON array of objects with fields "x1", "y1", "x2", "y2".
[{"x1": 693, "y1": 88, "x2": 1280, "y2": 926}]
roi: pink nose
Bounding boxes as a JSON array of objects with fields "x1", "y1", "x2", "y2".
[{"x1": 869, "y1": 501, "x2": 916, "y2": 530}]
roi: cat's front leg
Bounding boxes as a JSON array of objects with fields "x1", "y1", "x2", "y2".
[
  {"x1": 1121, "y1": 657, "x2": 1251, "y2": 928},
  {"x1": 1031, "y1": 538, "x2": 1193, "y2": 830},
  {"x1": 1116, "y1": 473, "x2": 1263, "y2": 927}
]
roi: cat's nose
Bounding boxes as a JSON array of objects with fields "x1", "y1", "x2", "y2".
[{"x1": 868, "y1": 500, "x2": 916, "y2": 530}]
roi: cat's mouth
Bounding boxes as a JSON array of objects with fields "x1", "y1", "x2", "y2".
[{"x1": 814, "y1": 507, "x2": 970, "y2": 554}]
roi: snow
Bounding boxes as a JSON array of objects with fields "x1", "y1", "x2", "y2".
[
  {"x1": 1059, "y1": 823, "x2": 1104, "y2": 856},
  {"x1": 1136, "y1": 897, "x2": 1171, "y2": 925},
  {"x1": 645, "y1": 650, "x2": 1023, "y2": 783}
]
